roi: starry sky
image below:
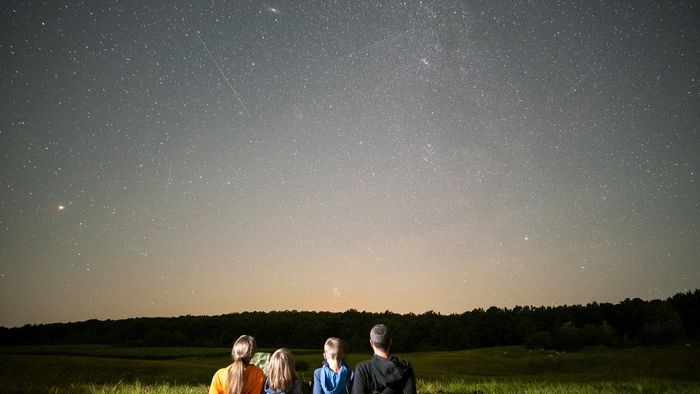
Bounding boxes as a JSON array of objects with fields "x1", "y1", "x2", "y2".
[{"x1": 1, "y1": 1, "x2": 698, "y2": 328}]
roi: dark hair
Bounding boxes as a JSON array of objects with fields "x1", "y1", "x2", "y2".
[{"x1": 370, "y1": 324, "x2": 391, "y2": 351}]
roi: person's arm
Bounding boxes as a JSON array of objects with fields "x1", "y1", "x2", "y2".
[
  {"x1": 209, "y1": 369, "x2": 223, "y2": 394},
  {"x1": 350, "y1": 366, "x2": 367, "y2": 394},
  {"x1": 312, "y1": 368, "x2": 322, "y2": 394},
  {"x1": 346, "y1": 370, "x2": 354, "y2": 394},
  {"x1": 291, "y1": 379, "x2": 304, "y2": 394},
  {"x1": 403, "y1": 364, "x2": 416, "y2": 394}
]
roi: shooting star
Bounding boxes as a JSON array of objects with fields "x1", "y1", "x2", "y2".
[
  {"x1": 164, "y1": 158, "x2": 173, "y2": 200},
  {"x1": 166, "y1": 158, "x2": 173, "y2": 187},
  {"x1": 563, "y1": 63, "x2": 597, "y2": 98},
  {"x1": 195, "y1": 31, "x2": 252, "y2": 117}
]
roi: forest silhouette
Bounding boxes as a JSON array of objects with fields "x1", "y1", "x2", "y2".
[{"x1": 2, "y1": 290, "x2": 697, "y2": 353}]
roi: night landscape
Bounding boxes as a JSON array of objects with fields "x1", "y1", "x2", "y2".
[{"x1": 1, "y1": 0, "x2": 698, "y2": 392}]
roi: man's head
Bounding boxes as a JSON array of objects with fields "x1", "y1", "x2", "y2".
[{"x1": 370, "y1": 324, "x2": 392, "y2": 352}]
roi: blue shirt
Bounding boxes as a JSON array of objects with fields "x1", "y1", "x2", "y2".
[{"x1": 312, "y1": 361, "x2": 352, "y2": 394}]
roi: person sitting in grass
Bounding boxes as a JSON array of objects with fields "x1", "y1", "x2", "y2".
[
  {"x1": 262, "y1": 348, "x2": 303, "y2": 394},
  {"x1": 351, "y1": 324, "x2": 416, "y2": 394},
  {"x1": 313, "y1": 337, "x2": 353, "y2": 394},
  {"x1": 209, "y1": 334, "x2": 265, "y2": 394}
]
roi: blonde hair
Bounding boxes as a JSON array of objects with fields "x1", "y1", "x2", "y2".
[
  {"x1": 266, "y1": 348, "x2": 297, "y2": 393},
  {"x1": 323, "y1": 337, "x2": 344, "y2": 361},
  {"x1": 227, "y1": 335, "x2": 256, "y2": 394}
]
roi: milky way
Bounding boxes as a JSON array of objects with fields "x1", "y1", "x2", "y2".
[{"x1": 1, "y1": 1, "x2": 698, "y2": 327}]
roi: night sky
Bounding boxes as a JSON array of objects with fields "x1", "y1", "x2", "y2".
[{"x1": 1, "y1": 1, "x2": 698, "y2": 328}]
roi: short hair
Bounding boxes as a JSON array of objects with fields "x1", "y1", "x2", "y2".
[
  {"x1": 324, "y1": 337, "x2": 344, "y2": 361},
  {"x1": 370, "y1": 324, "x2": 391, "y2": 351}
]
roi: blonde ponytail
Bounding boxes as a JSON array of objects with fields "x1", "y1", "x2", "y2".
[{"x1": 226, "y1": 335, "x2": 256, "y2": 394}]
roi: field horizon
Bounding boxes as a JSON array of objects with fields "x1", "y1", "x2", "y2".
[{"x1": 1, "y1": 343, "x2": 699, "y2": 393}]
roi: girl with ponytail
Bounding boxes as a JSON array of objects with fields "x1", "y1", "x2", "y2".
[{"x1": 209, "y1": 335, "x2": 265, "y2": 394}]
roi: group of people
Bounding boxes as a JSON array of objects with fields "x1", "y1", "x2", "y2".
[{"x1": 209, "y1": 324, "x2": 416, "y2": 394}]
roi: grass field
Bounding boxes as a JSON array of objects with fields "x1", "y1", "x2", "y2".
[{"x1": 1, "y1": 344, "x2": 699, "y2": 393}]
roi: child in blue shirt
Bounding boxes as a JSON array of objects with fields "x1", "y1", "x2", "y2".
[{"x1": 312, "y1": 337, "x2": 353, "y2": 394}]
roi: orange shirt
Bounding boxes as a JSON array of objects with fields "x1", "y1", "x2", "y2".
[{"x1": 209, "y1": 363, "x2": 265, "y2": 394}]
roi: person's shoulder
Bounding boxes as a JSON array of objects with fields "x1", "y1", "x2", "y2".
[
  {"x1": 313, "y1": 366, "x2": 323, "y2": 377},
  {"x1": 215, "y1": 363, "x2": 232, "y2": 376},
  {"x1": 211, "y1": 364, "x2": 231, "y2": 389},
  {"x1": 353, "y1": 358, "x2": 373, "y2": 371},
  {"x1": 390, "y1": 356, "x2": 414, "y2": 372}
]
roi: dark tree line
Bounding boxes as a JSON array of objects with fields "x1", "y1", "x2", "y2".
[{"x1": 2, "y1": 290, "x2": 698, "y2": 352}]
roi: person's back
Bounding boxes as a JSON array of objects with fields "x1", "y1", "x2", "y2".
[
  {"x1": 209, "y1": 335, "x2": 265, "y2": 394},
  {"x1": 313, "y1": 337, "x2": 352, "y2": 394},
  {"x1": 352, "y1": 354, "x2": 414, "y2": 394},
  {"x1": 351, "y1": 324, "x2": 416, "y2": 394},
  {"x1": 210, "y1": 363, "x2": 265, "y2": 394}
]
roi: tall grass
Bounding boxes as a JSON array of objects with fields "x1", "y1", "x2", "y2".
[
  {"x1": 14, "y1": 381, "x2": 207, "y2": 394},
  {"x1": 2, "y1": 345, "x2": 699, "y2": 393},
  {"x1": 82, "y1": 380, "x2": 206, "y2": 394},
  {"x1": 21, "y1": 379, "x2": 700, "y2": 394},
  {"x1": 417, "y1": 378, "x2": 700, "y2": 393}
]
